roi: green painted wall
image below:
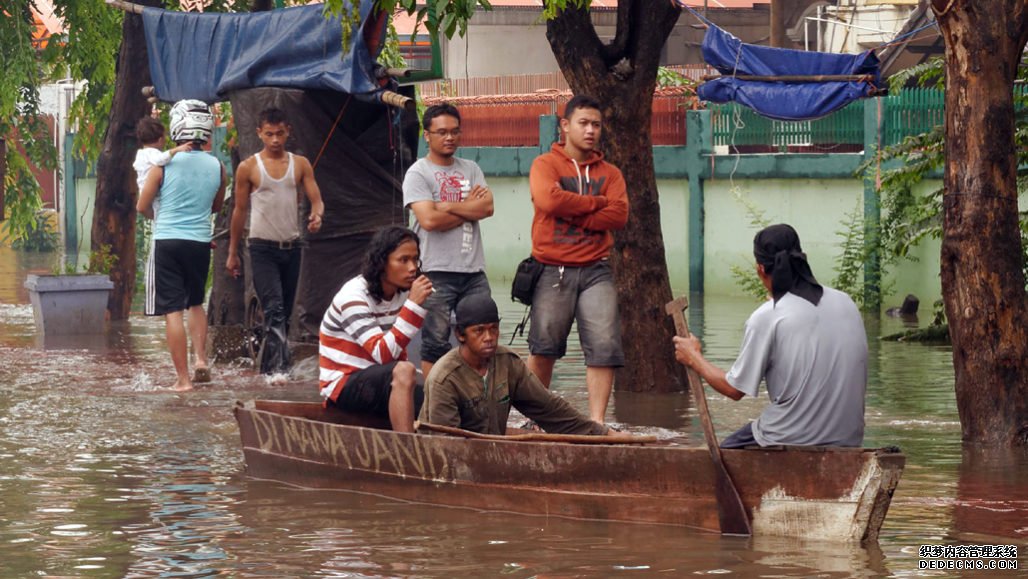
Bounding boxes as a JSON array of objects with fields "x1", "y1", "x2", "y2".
[
  {"x1": 478, "y1": 172, "x2": 968, "y2": 308},
  {"x1": 70, "y1": 177, "x2": 96, "y2": 265},
  {"x1": 701, "y1": 177, "x2": 951, "y2": 307},
  {"x1": 703, "y1": 177, "x2": 864, "y2": 297},
  {"x1": 476, "y1": 177, "x2": 691, "y2": 288}
]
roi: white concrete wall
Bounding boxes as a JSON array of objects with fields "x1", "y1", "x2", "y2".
[{"x1": 820, "y1": 0, "x2": 918, "y2": 53}]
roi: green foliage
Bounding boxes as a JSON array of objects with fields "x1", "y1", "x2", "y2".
[
  {"x1": 50, "y1": 243, "x2": 118, "y2": 275},
  {"x1": 323, "y1": 0, "x2": 494, "y2": 54},
  {"x1": 5, "y1": 210, "x2": 59, "y2": 251},
  {"x1": 729, "y1": 263, "x2": 769, "y2": 301},
  {"x1": 379, "y1": 21, "x2": 408, "y2": 69},
  {"x1": 886, "y1": 57, "x2": 945, "y2": 92},
  {"x1": 1, "y1": 114, "x2": 58, "y2": 246},
  {"x1": 656, "y1": 67, "x2": 696, "y2": 89},
  {"x1": 49, "y1": 0, "x2": 124, "y2": 165},
  {"x1": 728, "y1": 186, "x2": 772, "y2": 302},
  {"x1": 828, "y1": 202, "x2": 894, "y2": 309},
  {"x1": 540, "y1": 0, "x2": 588, "y2": 21},
  {"x1": 52, "y1": 259, "x2": 78, "y2": 275},
  {"x1": 853, "y1": 57, "x2": 1028, "y2": 302},
  {"x1": 1, "y1": 0, "x2": 119, "y2": 247},
  {"x1": 85, "y1": 243, "x2": 118, "y2": 275},
  {"x1": 831, "y1": 202, "x2": 866, "y2": 306},
  {"x1": 213, "y1": 101, "x2": 236, "y2": 160}
]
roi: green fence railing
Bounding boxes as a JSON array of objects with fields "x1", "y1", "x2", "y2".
[
  {"x1": 882, "y1": 88, "x2": 945, "y2": 145},
  {"x1": 710, "y1": 88, "x2": 965, "y2": 150}
]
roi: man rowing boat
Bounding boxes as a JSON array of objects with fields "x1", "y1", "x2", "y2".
[{"x1": 673, "y1": 224, "x2": 868, "y2": 448}]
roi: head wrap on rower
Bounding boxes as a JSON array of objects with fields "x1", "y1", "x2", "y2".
[
  {"x1": 753, "y1": 224, "x2": 823, "y2": 306},
  {"x1": 455, "y1": 294, "x2": 500, "y2": 331}
]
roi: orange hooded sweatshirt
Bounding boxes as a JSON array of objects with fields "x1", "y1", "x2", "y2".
[{"x1": 529, "y1": 143, "x2": 629, "y2": 266}]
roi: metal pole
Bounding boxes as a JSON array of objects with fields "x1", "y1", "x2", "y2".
[{"x1": 816, "y1": 5, "x2": 821, "y2": 52}]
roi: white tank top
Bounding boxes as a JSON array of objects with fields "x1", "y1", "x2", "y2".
[{"x1": 249, "y1": 152, "x2": 301, "y2": 242}]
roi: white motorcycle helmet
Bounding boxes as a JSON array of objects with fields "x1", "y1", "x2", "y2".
[{"x1": 169, "y1": 99, "x2": 213, "y2": 144}]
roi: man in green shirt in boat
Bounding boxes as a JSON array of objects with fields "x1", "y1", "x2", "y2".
[{"x1": 419, "y1": 294, "x2": 627, "y2": 437}]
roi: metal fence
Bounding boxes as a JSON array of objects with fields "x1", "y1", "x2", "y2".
[
  {"x1": 423, "y1": 87, "x2": 697, "y2": 147},
  {"x1": 421, "y1": 83, "x2": 1003, "y2": 150},
  {"x1": 708, "y1": 88, "x2": 1015, "y2": 152}
]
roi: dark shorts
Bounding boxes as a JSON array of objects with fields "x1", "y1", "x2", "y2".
[
  {"x1": 332, "y1": 362, "x2": 424, "y2": 418},
  {"x1": 145, "y1": 239, "x2": 211, "y2": 316},
  {"x1": 528, "y1": 261, "x2": 624, "y2": 367}
]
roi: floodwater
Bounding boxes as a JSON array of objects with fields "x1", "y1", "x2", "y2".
[{"x1": 1, "y1": 245, "x2": 1025, "y2": 578}]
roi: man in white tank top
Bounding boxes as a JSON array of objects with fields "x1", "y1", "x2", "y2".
[{"x1": 227, "y1": 108, "x2": 324, "y2": 375}]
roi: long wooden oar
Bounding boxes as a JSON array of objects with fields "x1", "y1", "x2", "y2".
[
  {"x1": 417, "y1": 421, "x2": 656, "y2": 445},
  {"x1": 666, "y1": 296, "x2": 752, "y2": 536}
]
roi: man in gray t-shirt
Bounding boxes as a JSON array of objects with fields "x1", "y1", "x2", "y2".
[
  {"x1": 403, "y1": 103, "x2": 494, "y2": 378},
  {"x1": 673, "y1": 224, "x2": 867, "y2": 448}
]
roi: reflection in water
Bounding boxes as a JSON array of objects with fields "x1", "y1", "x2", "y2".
[
  {"x1": 1, "y1": 250, "x2": 1027, "y2": 577},
  {"x1": 955, "y1": 446, "x2": 1028, "y2": 540}
]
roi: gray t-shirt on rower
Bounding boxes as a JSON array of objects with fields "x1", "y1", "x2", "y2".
[
  {"x1": 726, "y1": 287, "x2": 867, "y2": 447},
  {"x1": 403, "y1": 157, "x2": 487, "y2": 274}
]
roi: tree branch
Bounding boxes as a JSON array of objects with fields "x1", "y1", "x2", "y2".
[
  {"x1": 545, "y1": 2, "x2": 610, "y2": 91},
  {"x1": 621, "y1": 0, "x2": 680, "y2": 89},
  {"x1": 605, "y1": 0, "x2": 633, "y2": 61}
]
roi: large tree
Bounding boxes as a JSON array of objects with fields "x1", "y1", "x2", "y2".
[
  {"x1": 91, "y1": 0, "x2": 161, "y2": 320},
  {"x1": 544, "y1": 0, "x2": 685, "y2": 392},
  {"x1": 931, "y1": 0, "x2": 1028, "y2": 445}
]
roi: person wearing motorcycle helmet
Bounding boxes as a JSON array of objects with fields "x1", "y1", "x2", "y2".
[{"x1": 137, "y1": 99, "x2": 227, "y2": 391}]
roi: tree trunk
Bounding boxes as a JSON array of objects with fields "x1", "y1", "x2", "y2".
[
  {"x1": 91, "y1": 0, "x2": 160, "y2": 320},
  {"x1": 545, "y1": 0, "x2": 685, "y2": 392},
  {"x1": 769, "y1": 0, "x2": 789, "y2": 48},
  {"x1": 932, "y1": 0, "x2": 1028, "y2": 445},
  {"x1": 0, "y1": 138, "x2": 6, "y2": 220}
]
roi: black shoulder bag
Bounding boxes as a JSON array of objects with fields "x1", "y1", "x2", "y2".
[
  {"x1": 511, "y1": 256, "x2": 544, "y2": 305},
  {"x1": 509, "y1": 256, "x2": 545, "y2": 344}
]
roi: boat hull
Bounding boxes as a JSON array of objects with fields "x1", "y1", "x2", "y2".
[{"x1": 234, "y1": 400, "x2": 904, "y2": 542}]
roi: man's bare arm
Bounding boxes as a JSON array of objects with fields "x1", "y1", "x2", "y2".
[
  {"x1": 226, "y1": 159, "x2": 253, "y2": 277},
  {"x1": 673, "y1": 335, "x2": 745, "y2": 401},
  {"x1": 295, "y1": 156, "x2": 324, "y2": 233}
]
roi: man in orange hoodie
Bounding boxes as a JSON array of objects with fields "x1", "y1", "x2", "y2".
[{"x1": 526, "y1": 95, "x2": 629, "y2": 424}]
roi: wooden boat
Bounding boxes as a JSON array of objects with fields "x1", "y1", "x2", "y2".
[{"x1": 234, "y1": 400, "x2": 905, "y2": 542}]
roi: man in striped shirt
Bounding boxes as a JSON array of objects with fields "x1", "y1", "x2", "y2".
[{"x1": 319, "y1": 227, "x2": 434, "y2": 433}]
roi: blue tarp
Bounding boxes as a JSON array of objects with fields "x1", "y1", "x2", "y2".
[
  {"x1": 141, "y1": 3, "x2": 384, "y2": 103},
  {"x1": 696, "y1": 24, "x2": 881, "y2": 121}
]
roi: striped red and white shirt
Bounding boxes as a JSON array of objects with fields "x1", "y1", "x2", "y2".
[{"x1": 319, "y1": 275, "x2": 426, "y2": 402}]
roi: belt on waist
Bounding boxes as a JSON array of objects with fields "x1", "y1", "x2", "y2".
[{"x1": 247, "y1": 238, "x2": 304, "y2": 250}]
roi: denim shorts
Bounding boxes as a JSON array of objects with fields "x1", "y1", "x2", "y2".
[{"x1": 527, "y1": 260, "x2": 624, "y2": 367}]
